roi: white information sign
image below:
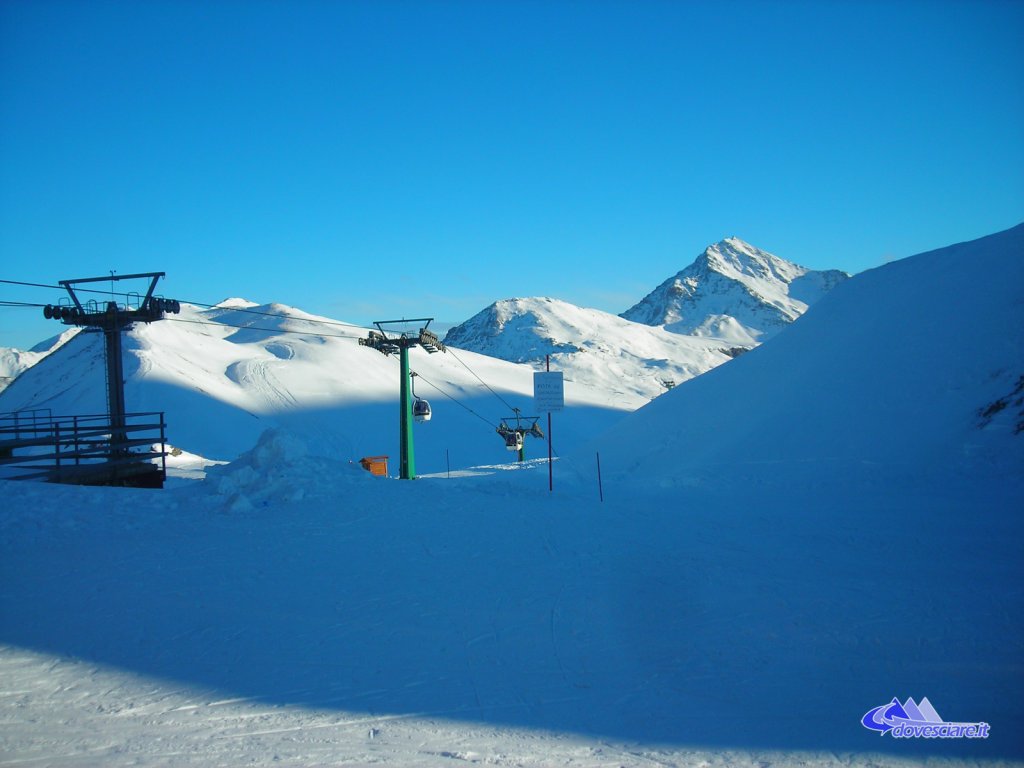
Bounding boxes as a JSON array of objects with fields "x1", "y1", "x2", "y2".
[{"x1": 533, "y1": 371, "x2": 564, "y2": 412}]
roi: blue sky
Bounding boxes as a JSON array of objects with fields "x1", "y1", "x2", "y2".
[{"x1": 2, "y1": 0, "x2": 1022, "y2": 349}]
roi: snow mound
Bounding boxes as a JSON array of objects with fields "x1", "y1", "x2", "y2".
[{"x1": 204, "y1": 428, "x2": 364, "y2": 511}]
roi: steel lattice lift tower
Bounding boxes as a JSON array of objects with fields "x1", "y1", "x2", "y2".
[{"x1": 359, "y1": 319, "x2": 446, "y2": 479}]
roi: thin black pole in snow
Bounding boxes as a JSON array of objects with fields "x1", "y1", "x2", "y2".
[
  {"x1": 547, "y1": 354, "x2": 553, "y2": 493},
  {"x1": 596, "y1": 451, "x2": 604, "y2": 502}
]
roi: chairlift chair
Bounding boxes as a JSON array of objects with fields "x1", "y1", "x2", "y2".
[
  {"x1": 413, "y1": 398, "x2": 432, "y2": 423},
  {"x1": 409, "y1": 371, "x2": 431, "y2": 423},
  {"x1": 504, "y1": 430, "x2": 523, "y2": 452}
]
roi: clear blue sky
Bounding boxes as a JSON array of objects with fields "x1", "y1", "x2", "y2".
[{"x1": 2, "y1": 0, "x2": 1022, "y2": 349}]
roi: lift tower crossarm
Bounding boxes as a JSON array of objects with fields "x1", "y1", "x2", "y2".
[{"x1": 60, "y1": 272, "x2": 166, "y2": 315}]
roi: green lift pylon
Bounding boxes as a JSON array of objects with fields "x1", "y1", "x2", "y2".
[{"x1": 359, "y1": 319, "x2": 446, "y2": 479}]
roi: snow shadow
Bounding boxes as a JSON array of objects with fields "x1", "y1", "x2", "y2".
[
  {"x1": 128, "y1": 374, "x2": 630, "y2": 475},
  {"x1": 2, "y1": 469, "x2": 1021, "y2": 759}
]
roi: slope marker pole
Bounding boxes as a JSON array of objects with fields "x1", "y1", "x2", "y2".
[{"x1": 547, "y1": 354, "x2": 553, "y2": 493}]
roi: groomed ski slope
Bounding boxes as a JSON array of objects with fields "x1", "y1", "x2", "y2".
[{"x1": 2, "y1": 224, "x2": 1023, "y2": 766}]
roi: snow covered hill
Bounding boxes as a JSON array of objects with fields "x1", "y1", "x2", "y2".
[
  {"x1": 443, "y1": 296, "x2": 739, "y2": 401},
  {"x1": 0, "y1": 348, "x2": 37, "y2": 394},
  {"x1": 0, "y1": 328, "x2": 79, "y2": 393},
  {"x1": 442, "y1": 240, "x2": 849, "y2": 396},
  {"x1": 595, "y1": 224, "x2": 1024, "y2": 484},
  {"x1": 0, "y1": 300, "x2": 628, "y2": 473},
  {"x1": 2, "y1": 227, "x2": 1022, "y2": 766},
  {"x1": 621, "y1": 237, "x2": 849, "y2": 345}
]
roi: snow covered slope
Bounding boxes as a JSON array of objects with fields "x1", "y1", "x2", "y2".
[
  {"x1": 0, "y1": 328, "x2": 79, "y2": 393},
  {"x1": 596, "y1": 223, "x2": 1024, "y2": 484},
  {"x1": 443, "y1": 296, "x2": 738, "y2": 401},
  {"x1": 0, "y1": 348, "x2": 38, "y2": 394},
  {"x1": 2, "y1": 227, "x2": 1022, "y2": 766},
  {"x1": 621, "y1": 237, "x2": 849, "y2": 345},
  {"x1": 0, "y1": 301, "x2": 626, "y2": 472},
  {"x1": 2, "y1": 420, "x2": 1021, "y2": 763}
]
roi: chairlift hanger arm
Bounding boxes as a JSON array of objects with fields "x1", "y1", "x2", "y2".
[
  {"x1": 373, "y1": 318, "x2": 434, "y2": 329},
  {"x1": 60, "y1": 273, "x2": 165, "y2": 313},
  {"x1": 363, "y1": 317, "x2": 446, "y2": 354},
  {"x1": 498, "y1": 415, "x2": 543, "y2": 440}
]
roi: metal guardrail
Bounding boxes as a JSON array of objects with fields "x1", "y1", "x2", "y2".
[{"x1": 0, "y1": 410, "x2": 167, "y2": 488}]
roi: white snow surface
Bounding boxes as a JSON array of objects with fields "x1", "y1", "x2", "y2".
[
  {"x1": 443, "y1": 296, "x2": 738, "y2": 401},
  {"x1": 621, "y1": 237, "x2": 849, "y2": 345},
  {"x1": 2, "y1": 225, "x2": 1023, "y2": 766},
  {"x1": 0, "y1": 348, "x2": 38, "y2": 394},
  {"x1": 595, "y1": 225, "x2": 1024, "y2": 485},
  {"x1": 0, "y1": 328, "x2": 79, "y2": 394},
  {"x1": 0, "y1": 302, "x2": 630, "y2": 472}
]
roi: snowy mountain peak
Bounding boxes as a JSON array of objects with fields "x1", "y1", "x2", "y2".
[
  {"x1": 215, "y1": 297, "x2": 260, "y2": 309},
  {"x1": 621, "y1": 238, "x2": 849, "y2": 345},
  {"x1": 444, "y1": 298, "x2": 589, "y2": 362},
  {"x1": 698, "y1": 238, "x2": 806, "y2": 285},
  {"x1": 1, "y1": 328, "x2": 82, "y2": 395},
  {"x1": 443, "y1": 297, "x2": 737, "y2": 402}
]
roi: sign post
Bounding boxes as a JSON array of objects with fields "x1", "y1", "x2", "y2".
[{"x1": 534, "y1": 356, "x2": 564, "y2": 492}]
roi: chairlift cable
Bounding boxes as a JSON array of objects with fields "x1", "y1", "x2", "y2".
[
  {"x1": 177, "y1": 300, "x2": 370, "y2": 331},
  {"x1": 1, "y1": 284, "x2": 366, "y2": 342},
  {"x1": 0, "y1": 279, "x2": 65, "y2": 291},
  {"x1": 445, "y1": 346, "x2": 519, "y2": 412},
  {"x1": 406, "y1": 369, "x2": 499, "y2": 430},
  {"x1": 163, "y1": 316, "x2": 364, "y2": 341},
  {"x1": 1, "y1": 278, "x2": 370, "y2": 331},
  {"x1": 6, "y1": 281, "x2": 543, "y2": 454}
]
